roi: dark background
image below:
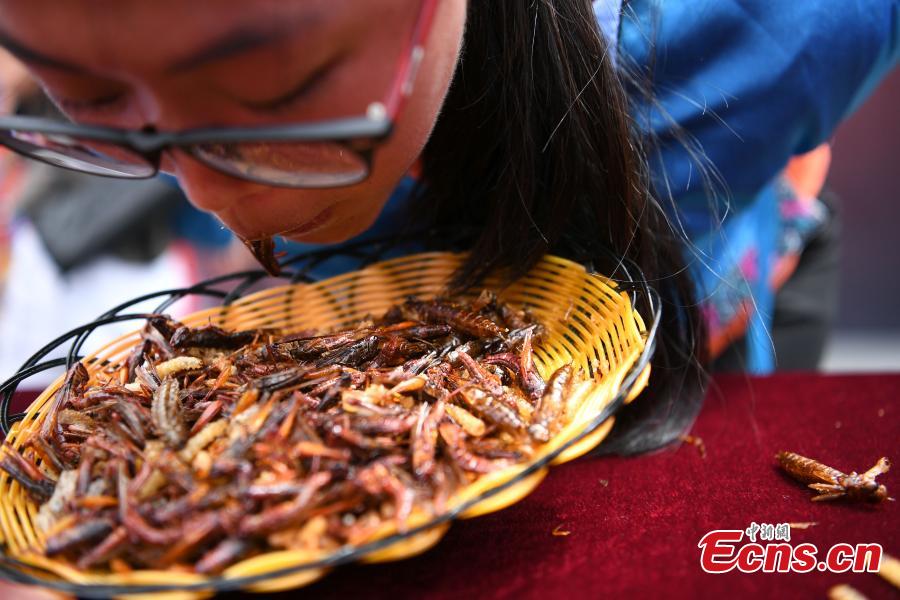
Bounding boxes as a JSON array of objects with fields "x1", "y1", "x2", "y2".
[{"x1": 828, "y1": 69, "x2": 900, "y2": 330}]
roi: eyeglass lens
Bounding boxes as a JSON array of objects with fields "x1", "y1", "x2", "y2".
[
  {"x1": 0, "y1": 129, "x2": 156, "y2": 177},
  {"x1": 189, "y1": 140, "x2": 370, "y2": 187}
]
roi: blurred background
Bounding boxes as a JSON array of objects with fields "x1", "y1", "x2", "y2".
[
  {"x1": 0, "y1": 50, "x2": 897, "y2": 385},
  {"x1": 821, "y1": 69, "x2": 900, "y2": 372}
]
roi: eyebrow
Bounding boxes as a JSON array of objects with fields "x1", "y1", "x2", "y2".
[
  {"x1": 0, "y1": 16, "x2": 316, "y2": 76},
  {"x1": 167, "y1": 24, "x2": 305, "y2": 73},
  {"x1": 0, "y1": 28, "x2": 89, "y2": 73}
]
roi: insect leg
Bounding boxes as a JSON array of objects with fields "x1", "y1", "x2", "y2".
[
  {"x1": 862, "y1": 457, "x2": 891, "y2": 480},
  {"x1": 808, "y1": 483, "x2": 844, "y2": 493},
  {"x1": 812, "y1": 492, "x2": 847, "y2": 502}
]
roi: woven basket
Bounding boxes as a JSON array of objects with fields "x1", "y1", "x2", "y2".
[{"x1": 0, "y1": 252, "x2": 653, "y2": 597}]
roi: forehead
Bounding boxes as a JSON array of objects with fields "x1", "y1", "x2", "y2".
[{"x1": 0, "y1": 0, "x2": 402, "y2": 73}]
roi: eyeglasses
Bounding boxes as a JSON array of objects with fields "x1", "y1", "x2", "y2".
[{"x1": 0, "y1": 0, "x2": 437, "y2": 189}]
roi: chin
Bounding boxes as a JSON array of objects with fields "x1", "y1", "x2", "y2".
[{"x1": 281, "y1": 215, "x2": 373, "y2": 245}]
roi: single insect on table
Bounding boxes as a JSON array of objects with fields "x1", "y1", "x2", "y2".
[{"x1": 777, "y1": 451, "x2": 891, "y2": 503}]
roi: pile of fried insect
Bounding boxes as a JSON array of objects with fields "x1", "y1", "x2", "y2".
[{"x1": 1, "y1": 292, "x2": 580, "y2": 573}]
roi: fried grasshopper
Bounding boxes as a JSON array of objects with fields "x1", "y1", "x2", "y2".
[
  {"x1": 0, "y1": 294, "x2": 582, "y2": 573},
  {"x1": 777, "y1": 451, "x2": 891, "y2": 503}
]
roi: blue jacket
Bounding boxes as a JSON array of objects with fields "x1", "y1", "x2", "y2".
[{"x1": 616, "y1": 0, "x2": 899, "y2": 371}]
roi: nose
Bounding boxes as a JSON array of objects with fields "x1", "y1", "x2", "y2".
[
  {"x1": 123, "y1": 83, "x2": 279, "y2": 216},
  {"x1": 164, "y1": 148, "x2": 260, "y2": 214}
]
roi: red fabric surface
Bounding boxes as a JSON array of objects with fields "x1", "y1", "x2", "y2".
[
  {"x1": 279, "y1": 373, "x2": 898, "y2": 599},
  {"x1": 9, "y1": 391, "x2": 39, "y2": 416},
  {"x1": 9, "y1": 374, "x2": 900, "y2": 598}
]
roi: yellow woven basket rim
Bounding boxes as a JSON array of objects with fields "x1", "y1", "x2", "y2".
[{"x1": 0, "y1": 251, "x2": 653, "y2": 596}]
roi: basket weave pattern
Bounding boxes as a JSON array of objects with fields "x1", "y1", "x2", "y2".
[{"x1": 0, "y1": 252, "x2": 651, "y2": 595}]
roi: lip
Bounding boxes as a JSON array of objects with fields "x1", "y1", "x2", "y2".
[{"x1": 275, "y1": 205, "x2": 336, "y2": 238}]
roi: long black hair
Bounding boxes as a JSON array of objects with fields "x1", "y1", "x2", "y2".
[{"x1": 417, "y1": 0, "x2": 708, "y2": 454}]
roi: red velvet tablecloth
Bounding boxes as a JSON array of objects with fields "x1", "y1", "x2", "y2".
[{"x1": 5, "y1": 374, "x2": 900, "y2": 599}]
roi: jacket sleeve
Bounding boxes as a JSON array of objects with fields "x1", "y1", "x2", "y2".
[{"x1": 619, "y1": 0, "x2": 900, "y2": 217}]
